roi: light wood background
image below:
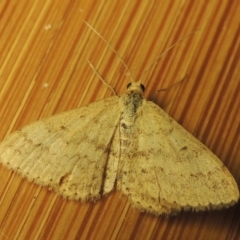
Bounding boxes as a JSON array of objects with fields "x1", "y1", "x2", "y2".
[{"x1": 0, "y1": 0, "x2": 239, "y2": 239}]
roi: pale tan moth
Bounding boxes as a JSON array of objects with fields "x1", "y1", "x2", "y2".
[{"x1": 0, "y1": 22, "x2": 238, "y2": 215}]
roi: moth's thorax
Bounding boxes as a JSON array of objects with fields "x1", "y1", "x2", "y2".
[
  {"x1": 121, "y1": 82, "x2": 145, "y2": 118},
  {"x1": 121, "y1": 90, "x2": 144, "y2": 119},
  {"x1": 119, "y1": 85, "x2": 144, "y2": 153}
]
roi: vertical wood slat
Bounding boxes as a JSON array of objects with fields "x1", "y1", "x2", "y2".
[{"x1": 0, "y1": 0, "x2": 239, "y2": 239}]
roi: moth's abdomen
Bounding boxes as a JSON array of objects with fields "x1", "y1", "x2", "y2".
[{"x1": 119, "y1": 119, "x2": 134, "y2": 151}]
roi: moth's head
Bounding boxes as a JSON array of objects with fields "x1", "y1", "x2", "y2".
[{"x1": 126, "y1": 82, "x2": 145, "y2": 93}]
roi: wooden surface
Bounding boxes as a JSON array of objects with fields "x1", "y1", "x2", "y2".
[{"x1": 0, "y1": 0, "x2": 239, "y2": 239}]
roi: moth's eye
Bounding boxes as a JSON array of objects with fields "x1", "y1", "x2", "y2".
[
  {"x1": 140, "y1": 84, "x2": 145, "y2": 92},
  {"x1": 127, "y1": 83, "x2": 132, "y2": 89}
]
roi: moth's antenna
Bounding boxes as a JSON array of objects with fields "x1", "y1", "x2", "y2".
[
  {"x1": 84, "y1": 21, "x2": 134, "y2": 82},
  {"x1": 139, "y1": 29, "x2": 199, "y2": 83},
  {"x1": 87, "y1": 60, "x2": 117, "y2": 95}
]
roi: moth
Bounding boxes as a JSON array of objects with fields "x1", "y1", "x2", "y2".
[{"x1": 0, "y1": 23, "x2": 239, "y2": 215}]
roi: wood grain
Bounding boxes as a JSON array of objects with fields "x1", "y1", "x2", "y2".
[{"x1": 0, "y1": 0, "x2": 239, "y2": 239}]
